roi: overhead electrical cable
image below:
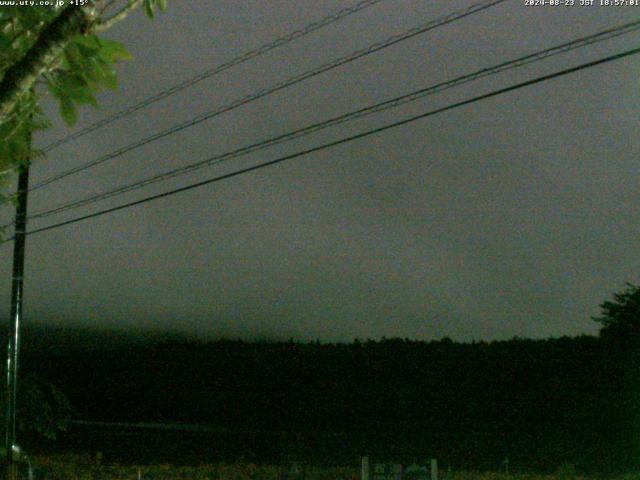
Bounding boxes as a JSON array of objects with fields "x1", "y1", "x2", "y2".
[
  {"x1": 19, "y1": 19, "x2": 640, "y2": 224},
  {"x1": 41, "y1": 0, "x2": 387, "y2": 152},
  {"x1": 3, "y1": 45, "x2": 636, "y2": 244},
  {"x1": 29, "y1": 0, "x2": 507, "y2": 192}
]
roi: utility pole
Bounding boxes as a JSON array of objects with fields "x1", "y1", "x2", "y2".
[{"x1": 4, "y1": 155, "x2": 30, "y2": 480}]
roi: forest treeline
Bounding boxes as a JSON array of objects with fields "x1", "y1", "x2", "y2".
[
  {"x1": 2, "y1": 283, "x2": 637, "y2": 474},
  {"x1": 13, "y1": 323, "x2": 639, "y2": 474}
]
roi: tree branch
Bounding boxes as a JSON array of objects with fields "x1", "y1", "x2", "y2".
[
  {"x1": 0, "y1": 4, "x2": 101, "y2": 123},
  {"x1": 94, "y1": 0, "x2": 144, "y2": 32}
]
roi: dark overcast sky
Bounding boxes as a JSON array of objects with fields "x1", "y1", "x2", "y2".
[{"x1": 1, "y1": 0, "x2": 638, "y2": 342}]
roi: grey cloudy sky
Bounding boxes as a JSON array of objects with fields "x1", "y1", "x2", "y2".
[{"x1": 1, "y1": 0, "x2": 638, "y2": 342}]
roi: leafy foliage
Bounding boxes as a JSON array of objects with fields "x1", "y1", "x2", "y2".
[
  {"x1": 593, "y1": 283, "x2": 640, "y2": 341},
  {"x1": 0, "y1": 1, "x2": 168, "y2": 186},
  {"x1": 46, "y1": 34, "x2": 132, "y2": 126},
  {"x1": 0, "y1": 374, "x2": 74, "y2": 441},
  {"x1": 24, "y1": 455, "x2": 640, "y2": 480},
  {"x1": 0, "y1": 7, "x2": 56, "y2": 190},
  {"x1": 144, "y1": 0, "x2": 168, "y2": 18}
]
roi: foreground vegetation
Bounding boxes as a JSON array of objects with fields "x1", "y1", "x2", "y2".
[
  {"x1": 27, "y1": 456, "x2": 640, "y2": 480},
  {"x1": 6, "y1": 284, "x2": 638, "y2": 474},
  {"x1": 32, "y1": 455, "x2": 356, "y2": 480},
  {"x1": 21, "y1": 327, "x2": 639, "y2": 474}
]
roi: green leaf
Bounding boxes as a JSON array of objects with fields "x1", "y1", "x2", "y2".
[
  {"x1": 157, "y1": 0, "x2": 168, "y2": 12},
  {"x1": 48, "y1": 70, "x2": 98, "y2": 111},
  {"x1": 78, "y1": 57, "x2": 105, "y2": 89},
  {"x1": 73, "y1": 34, "x2": 101, "y2": 51},
  {"x1": 96, "y1": 61, "x2": 118, "y2": 90},
  {"x1": 59, "y1": 97, "x2": 77, "y2": 126},
  {"x1": 63, "y1": 42, "x2": 84, "y2": 72},
  {"x1": 144, "y1": 0, "x2": 155, "y2": 18},
  {"x1": 46, "y1": 78, "x2": 62, "y2": 100},
  {"x1": 69, "y1": 84, "x2": 98, "y2": 107},
  {"x1": 75, "y1": 40, "x2": 100, "y2": 60},
  {"x1": 57, "y1": 70, "x2": 88, "y2": 92},
  {"x1": 96, "y1": 37, "x2": 133, "y2": 62}
]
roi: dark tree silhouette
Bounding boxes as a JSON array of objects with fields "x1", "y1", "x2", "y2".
[
  {"x1": 593, "y1": 283, "x2": 640, "y2": 343},
  {"x1": 0, "y1": 374, "x2": 73, "y2": 442},
  {"x1": 592, "y1": 283, "x2": 640, "y2": 471}
]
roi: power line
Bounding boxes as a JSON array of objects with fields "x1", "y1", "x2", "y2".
[
  {"x1": 29, "y1": 0, "x2": 507, "y2": 192},
  {"x1": 33, "y1": 0, "x2": 505, "y2": 190},
  {"x1": 20, "y1": 19, "x2": 640, "y2": 224},
  {"x1": 41, "y1": 0, "x2": 387, "y2": 153},
  {"x1": 5, "y1": 45, "x2": 637, "y2": 244}
]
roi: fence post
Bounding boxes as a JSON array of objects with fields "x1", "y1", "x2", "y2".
[
  {"x1": 430, "y1": 459, "x2": 438, "y2": 480},
  {"x1": 361, "y1": 456, "x2": 369, "y2": 480}
]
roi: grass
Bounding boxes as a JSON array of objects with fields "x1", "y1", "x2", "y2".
[
  {"x1": 32, "y1": 455, "x2": 358, "y2": 480},
  {"x1": 27, "y1": 455, "x2": 640, "y2": 480}
]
